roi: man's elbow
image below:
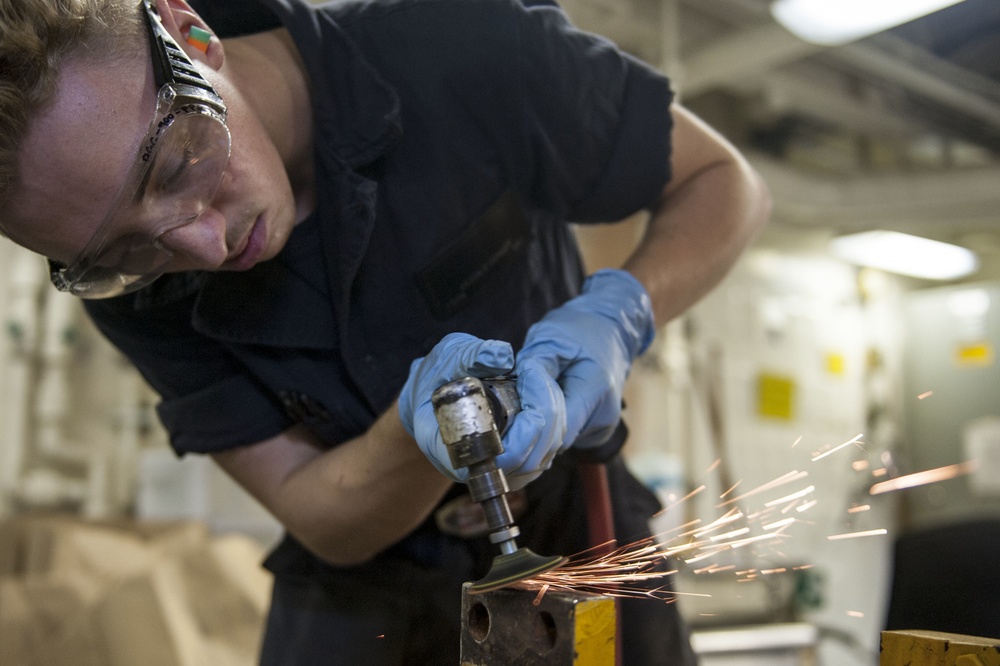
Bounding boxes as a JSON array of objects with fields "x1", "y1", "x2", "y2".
[{"x1": 301, "y1": 533, "x2": 384, "y2": 567}]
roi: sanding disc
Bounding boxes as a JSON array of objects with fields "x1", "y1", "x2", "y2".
[{"x1": 467, "y1": 548, "x2": 567, "y2": 594}]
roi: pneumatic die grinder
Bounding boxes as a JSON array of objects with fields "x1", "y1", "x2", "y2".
[{"x1": 432, "y1": 376, "x2": 565, "y2": 593}]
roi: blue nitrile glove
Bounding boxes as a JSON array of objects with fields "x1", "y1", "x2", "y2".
[
  {"x1": 495, "y1": 358, "x2": 567, "y2": 489},
  {"x1": 399, "y1": 332, "x2": 566, "y2": 489},
  {"x1": 515, "y1": 268, "x2": 655, "y2": 450}
]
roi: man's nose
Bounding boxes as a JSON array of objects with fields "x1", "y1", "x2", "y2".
[{"x1": 156, "y1": 208, "x2": 229, "y2": 268}]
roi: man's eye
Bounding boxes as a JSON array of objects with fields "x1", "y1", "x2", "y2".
[{"x1": 153, "y1": 143, "x2": 196, "y2": 194}]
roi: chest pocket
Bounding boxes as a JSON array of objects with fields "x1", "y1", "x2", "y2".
[{"x1": 416, "y1": 190, "x2": 532, "y2": 320}]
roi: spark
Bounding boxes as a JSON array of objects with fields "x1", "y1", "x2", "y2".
[
  {"x1": 780, "y1": 499, "x2": 801, "y2": 514},
  {"x1": 827, "y1": 528, "x2": 888, "y2": 541},
  {"x1": 657, "y1": 518, "x2": 707, "y2": 540},
  {"x1": 684, "y1": 545, "x2": 733, "y2": 564},
  {"x1": 917, "y1": 391, "x2": 934, "y2": 400},
  {"x1": 871, "y1": 467, "x2": 888, "y2": 477},
  {"x1": 710, "y1": 527, "x2": 751, "y2": 542},
  {"x1": 761, "y1": 567, "x2": 788, "y2": 575},
  {"x1": 765, "y1": 485, "x2": 816, "y2": 507},
  {"x1": 719, "y1": 480, "x2": 742, "y2": 499},
  {"x1": 846, "y1": 610, "x2": 865, "y2": 618},
  {"x1": 718, "y1": 470, "x2": 809, "y2": 507},
  {"x1": 532, "y1": 584, "x2": 550, "y2": 606},
  {"x1": 795, "y1": 500, "x2": 818, "y2": 513},
  {"x1": 811, "y1": 434, "x2": 865, "y2": 462},
  {"x1": 763, "y1": 518, "x2": 796, "y2": 531},
  {"x1": 728, "y1": 533, "x2": 784, "y2": 549},
  {"x1": 869, "y1": 461, "x2": 979, "y2": 495},
  {"x1": 791, "y1": 435, "x2": 803, "y2": 448},
  {"x1": 660, "y1": 485, "x2": 706, "y2": 514},
  {"x1": 705, "y1": 458, "x2": 721, "y2": 474},
  {"x1": 692, "y1": 508, "x2": 745, "y2": 537},
  {"x1": 851, "y1": 460, "x2": 870, "y2": 471},
  {"x1": 746, "y1": 505, "x2": 779, "y2": 522},
  {"x1": 847, "y1": 504, "x2": 870, "y2": 514}
]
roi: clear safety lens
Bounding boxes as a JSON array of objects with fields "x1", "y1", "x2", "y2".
[
  {"x1": 56, "y1": 235, "x2": 175, "y2": 299},
  {"x1": 57, "y1": 104, "x2": 231, "y2": 299},
  {"x1": 141, "y1": 111, "x2": 230, "y2": 236}
]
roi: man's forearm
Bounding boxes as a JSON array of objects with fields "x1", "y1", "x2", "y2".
[
  {"x1": 625, "y1": 107, "x2": 771, "y2": 327},
  {"x1": 213, "y1": 404, "x2": 453, "y2": 566}
]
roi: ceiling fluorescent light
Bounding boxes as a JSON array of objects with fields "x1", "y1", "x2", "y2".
[
  {"x1": 771, "y1": 0, "x2": 967, "y2": 46},
  {"x1": 829, "y1": 230, "x2": 979, "y2": 280}
]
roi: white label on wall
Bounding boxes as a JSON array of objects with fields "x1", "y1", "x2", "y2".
[{"x1": 964, "y1": 416, "x2": 1000, "y2": 496}]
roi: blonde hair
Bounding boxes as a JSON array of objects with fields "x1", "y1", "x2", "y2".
[{"x1": 0, "y1": 0, "x2": 144, "y2": 214}]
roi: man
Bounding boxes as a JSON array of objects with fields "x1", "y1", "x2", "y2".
[{"x1": 0, "y1": 0, "x2": 770, "y2": 663}]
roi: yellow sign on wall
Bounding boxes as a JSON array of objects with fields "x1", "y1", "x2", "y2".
[
  {"x1": 757, "y1": 373, "x2": 796, "y2": 421},
  {"x1": 955, "y1": 341, "x2": 995, "y2": 368},
  {"x1": 825, "y1": 352, "x2": 846, "y2": 377}
]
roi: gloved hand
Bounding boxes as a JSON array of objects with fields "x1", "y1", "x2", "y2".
[
  {"x1": 398, "y1": 332, "x2": 566, "y2": 488},
  {"x1": 496, "y1": 358, "x2": 567, "y2": 489},
  {"x1": 516, "y1": 268, "x2": 655, "y2": 450}
]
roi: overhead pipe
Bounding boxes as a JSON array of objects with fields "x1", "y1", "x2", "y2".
[
  {"x1": 758, "y1": 72, "x2": 928, "y2": 139},
  {"x1": 750, "y1": 153, "x2": 1000, "y2": 232},
  {"x1": 835, "y1": 39, "x2": 1000, "y2": 131},
  {"x1": 678, "y1": 0, "x2": 1000, "y2": 137},
  {"x1": 682, "y1": 22, "x2": 825, "y2": 97}
]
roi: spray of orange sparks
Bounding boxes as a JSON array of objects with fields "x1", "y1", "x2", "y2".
[
  {"x1": 514, "y1": 429, "x2": 980, "y2": 608},
  {"x1": 515, "y1": 461, "x2": 819, "y2": 603}
]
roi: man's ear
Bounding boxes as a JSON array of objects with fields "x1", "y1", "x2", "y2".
[{"x1": 153, "y1": 0, "x2": 225, "y2": 71}]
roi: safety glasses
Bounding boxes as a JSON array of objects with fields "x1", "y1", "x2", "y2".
[{"x1": 49, "y1": 0, "x2": 231, "y2": 298}]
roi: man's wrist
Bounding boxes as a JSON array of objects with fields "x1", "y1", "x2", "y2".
[{"x1": 584, "y1": 268, "x2": 656, "y2": 357}]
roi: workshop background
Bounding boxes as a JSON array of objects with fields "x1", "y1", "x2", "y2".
[{"x1": 2, "y1": 0, "x2": 999, "y2": 664}]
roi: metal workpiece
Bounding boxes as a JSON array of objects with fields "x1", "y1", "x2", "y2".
[
  {"x1": 460, "y1": 582, "x2": 616, "y2": 666},
  {"x1": 432, "y1": 376, "x2": 565, "y2": 593}
]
